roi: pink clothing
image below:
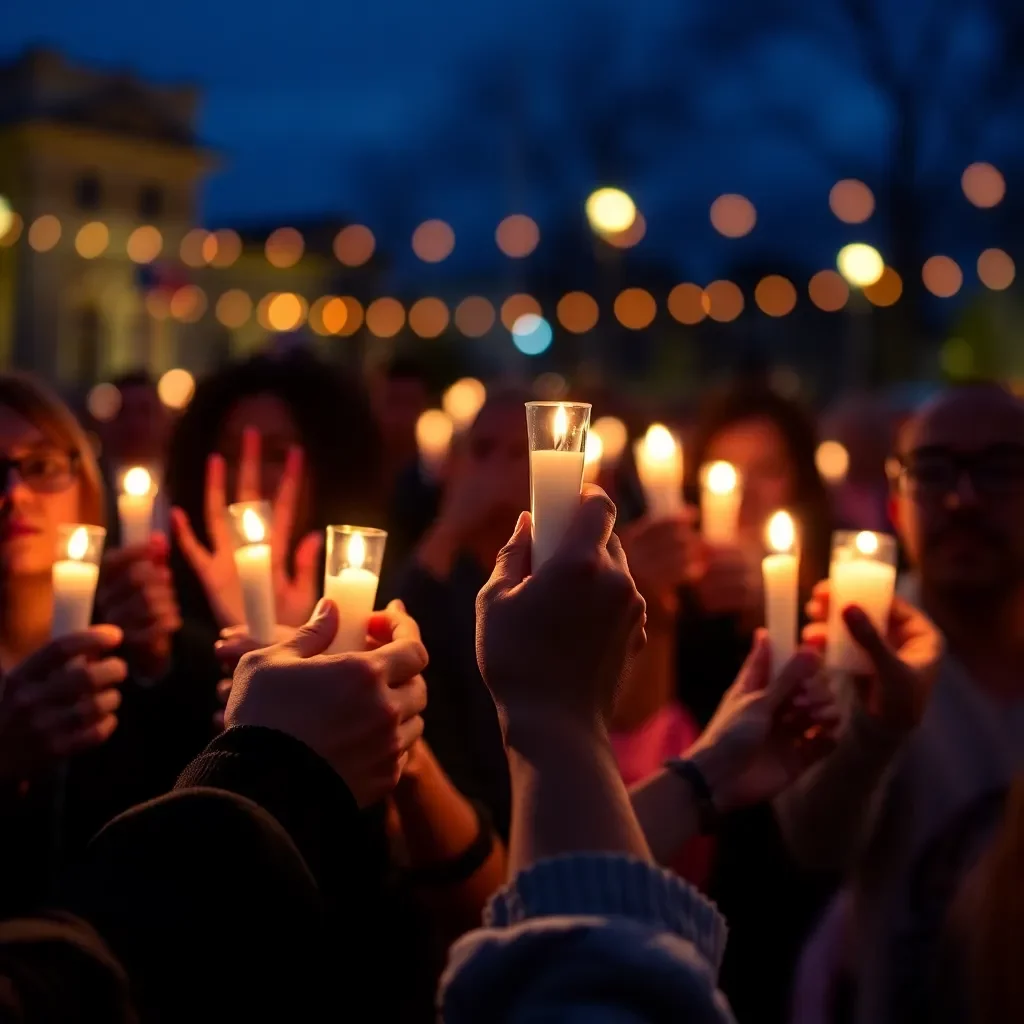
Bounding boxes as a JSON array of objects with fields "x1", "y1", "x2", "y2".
[{"x1": 610, "y1": 702, "x2": 715, "y2": 889}]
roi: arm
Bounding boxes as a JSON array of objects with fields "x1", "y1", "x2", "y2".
[{"x1": 630, "y1": 767, "x2": 703, "y2": 866}]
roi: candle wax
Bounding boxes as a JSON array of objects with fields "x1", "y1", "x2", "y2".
[
  {"x1": 51, "y1": 560, "x2": 100, "y2": 638},
  {"x1": 233, "y1": 543, "x2": 276, "y2": 644},
  {"x1": 323, "y1": 566, "x2": 380, "y2": 654},
  {"x1": 702, "y1": 488, "x2": 741, "y2": 545},
  {"x1": 826, "y1": 558, "x2": 897, "y2": 674},
  {"x1": 530, "y1": 449, "x2": 585, "y2": 571},
  {"x1": 762, "y1": 552, "x2": 798, "y2": 674},
  {"x1": 118, "y1": 493, "x2": 154, "y2": 547}
]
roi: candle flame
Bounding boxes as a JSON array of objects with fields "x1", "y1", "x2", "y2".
[
  {"x1": 855, "y1": 530, "x2": 879, "y2": 556},
  {"x1": 584, "y1": 431, "x2": 604, "y2": 467},
  {"x1": 552, "y1": 404, "x2": 569, "y2": 449},
  {"x1": 643, "y1": 423, "x2": 677, "y2": 462},
  {"x1": 348, "y1": 530, "x2": 367, "y2": 570},
  {"x1": 767, "y1": 511, "x2": 795, "y2": 553},
  {"x1": 241, "y1": 508, "x2": 266, "y2": 544},
  {"x1": 67, "y1": 526, "x2": 89, "y2": 561},
  {"x1": 123, "y1": 466, "x2": 152, "y2": 497},
  {"x1": 705, "y1": 460, "x2": 738, "y2": 495}
]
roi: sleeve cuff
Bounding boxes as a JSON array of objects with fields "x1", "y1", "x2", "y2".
[{"x1": 485, "y1": 853, "x2": 728, "y2": 972}]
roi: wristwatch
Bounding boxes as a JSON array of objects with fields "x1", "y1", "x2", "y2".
[{"x1": 664, "y1": 757, "x2": 720, "y2": 835}]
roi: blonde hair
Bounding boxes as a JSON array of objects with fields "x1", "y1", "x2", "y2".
[{"x1": 0, "y1": 372, "x2": 106, "y2": 527}]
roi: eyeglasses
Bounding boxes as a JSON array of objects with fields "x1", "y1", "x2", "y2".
[
  {"x1": 889, "y1": 444, "x2": 1024, "y2": 499},
  {"x1": 0, "y1": 450, "x2": 80, "y2": 494}
]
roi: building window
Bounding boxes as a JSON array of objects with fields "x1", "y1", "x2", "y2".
[
  {"x1": 75, "y1": 173, "x2": 102, "y2": 211},
  {"x1": 139, "y1": 184, "x2": 164, "y2": 220}
]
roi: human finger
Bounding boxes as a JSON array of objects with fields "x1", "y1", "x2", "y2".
[
  {"x1": 12, "y1": 627, "x2": 124, "y2": 684},
  {"x1": 24, "y1": 657, "x2": 128, "y2": 709},
  {"x1": 236, "y1": 427, "x2": 262, "y2": 503},
  {"x1": 555, "y1": 486, "x2": 616, "y2": 558},
  {"x1": 388, "y1": 674, "x2": 428, "y2": 721},
  {"x1": 270, "y1": 446, "x2": 304, "y2": 570},
  {"x1": 51, "y1": 715, "x2": 119, "y2": 757},
  {"x1": 34, "y1": 686, "x2": 123, "y2": 733},
  {"x1": 765, "y1": 646, "x2": 823, "y2": 711},
  {"x1": 370, "y1": 640, "x2": 429, "y2": 686},
  {"x1": 367, "y1": 600, "x2": 422, "y2": 647}
]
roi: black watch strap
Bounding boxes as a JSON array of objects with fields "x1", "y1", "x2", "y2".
[{"x1": 664, "y1": 757, "x2": 719, "y2": 835}]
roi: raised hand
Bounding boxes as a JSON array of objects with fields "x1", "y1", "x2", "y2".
[
  {"x1": 97, "y1": 533, "x2": 182, "y2": 678},
  {"x1": 170, "y1": 427, "x2": 322, "y2": 629},
  {"x1": 691, "y1": 540, "x2": 762, "y2": 617},
  {"x1": 226, "y1": 599, "x2": 428, "y2": 807},
  {"x1": 803, "y1": 582, "x2": 942, "y2": 734},
  {"x1": 0, "y1": 627, "x2": 128, "y2": 780},
  {"x1": 619, "y1": 510, "x2": 700, "y2": 623}
]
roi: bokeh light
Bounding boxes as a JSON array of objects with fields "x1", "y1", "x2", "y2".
[
  {"x1": 180, "y1": 229, "x2": 209, "y2": 267},
  {"x1": 215, "y1": 289, "x2": 253, "y2": 329},
  {"x1": 808, "y1": 270, "x2": 849, "y2": 312},
  {"x1": 0, "y1": 196, "x2": 13, "y2": 240},
  {"x1": 940, "y1": 337, "x2": 974, "y2": 378},
  {"x1": 495, "y1": 215, "x2": 539, "y2": 258},
  {"x1": 511, "y1": 313, "x2": 553, "y2": 355},
  {"x1": 863, "y1": 266, "x2": 903, "y2": 307},
  {"x1": 977, "y1": 248, "x2": 1015, "y2": 290},
  {"x1": 710, "y1": 194, "x2": 756, "y2": 238},
  {"x1": 962, "y1": 163, "x2": 1005, "y2": 208},
  {"x1": 411, "y1": 220, "x2": 455, "y2": 263},
  {"x1": 500, "y1": 293, "x2": 541, "y2": 331},
  {"x1": 336, "y1": 297, "x2": 364, "y2": 336},
  {"x1": 408, "y1": 297, "x2": 449, "y2": 338},
  {"x1": 28, "y1": 215, "x2": 61, "y2": 253},
  {"x1": 333, "y1": 225, "x2": 375, "y2": 266},
  {"x1": 86, "y1": 383, "x2": 122, "y2": 423},
  {"x1": 157, "y1": 368, "x2": 195, "y2": 410},
  {"x1": 126, "y1": 225, "x2": 162, "y2": 264},
  {"x1": 308, "y1": 296, "x2": 345, "y2": 336},
  {"x1": 754, "y1": 275, "x2": 797, "y2": 317},
  {"x1": 585, "y1": 188, "x2": 636, "y2": 234},
  {"x1": 829, "y1": 180, "x2": 875, "y2": 224},
  {"x1": 267, "y1": 292, "x2": 306, "y2": 332},
  {"x1": 922, "y1": 255, "x2": 962, "y2": 298},
  {"x1": 602, "y1": 211, "x2": 646, "y2": 249},
  {"x1": 365, "y1": 297, "x2": 405, "y2": 338},
  {"x1": 837, "y1": 243, "x2": 884, "y2": 287},
  {"x1": 556, "y1": 291, "x2": 599, "y2": 334},
  {"x1": 145, "y1": 291, "x2": 170, "y2": 320},
  {"x1": 455, "y1": 296, "x2": 496, "y2": 337},
  {"x1": 265, "y1": 227, "x2": 304, "y2": 269},
  {"x1": 170, "y1": 285, "x2": 206, "y2": 323},
  {"x1": 592, "y1": 416, "x2": 628, "y2": 464},
  {"x1": 815, "y1": 440, "x2": 850, "y2": 483},
  {"x1": 702, "y1": 280, "x2": 744, "y2": 322},
  {"x1": 443, "y1": 378, "x2": 487, "y2": 431},
  {"x1": 75, "y1": 221, "x2": 109, "y2": 259},
  {"x1": 208, "y1": 229, "x2": 242, "y2": 268},
  {"x1": 0, "y1": 210, "x2": 22, "y2": 246},
  {"x1": 667, "y1": 283, "x2": 706, "y2": 325},
  {"x1": 614, "y1": 288, "x2": 656, "y2": 330}
]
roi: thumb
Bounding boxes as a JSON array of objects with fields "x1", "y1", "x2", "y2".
[
  {"x1": 489, "y1": 511, "x2": 532, "y2": 591},
  {"x1": 765, "y1": 647, "x2": 823, "y2": 712},
  {"x1": 292, "y1": 530, "x2": 323, "y2": 586},
  {"x1": 843, "y1": 605, "x2": 901, "y2": 677},
  {"x1": 283, "y1": 598, "x2": 339, "y2": 658},
  {"x1": 737, "y1": 629, "x2": 773, "y2": 693}
]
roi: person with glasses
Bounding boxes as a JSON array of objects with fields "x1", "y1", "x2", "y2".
[
  {"x1": 778, "y1": 381, "x2": 1024, "y2": 1024},
  {"x1": 0, "y1": 372, "x2": 182, "y2": 916}
]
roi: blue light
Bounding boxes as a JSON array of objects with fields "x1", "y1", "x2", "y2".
[{"x1": 511, "y1": 313, "x2": 552, "y2": 355}]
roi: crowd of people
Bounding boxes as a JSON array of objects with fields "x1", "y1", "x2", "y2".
[{"x1": 0, "y1": 344, "x2": 1020, "y2": 1023}]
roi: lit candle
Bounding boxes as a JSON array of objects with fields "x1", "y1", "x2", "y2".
[
  {"x1": 323, "y1": 526, "x2": 386, "y2": 654},
  {"x1": 826, "y1": 530, "x2": 898, "y2": 674},
  {"x1": 582, "y1": 431, "x2": 604, "y2": 483},
  {"x1": 527, "y1": 401, "x2": 591, "y2": 571},
  {"x1": 229, "y1": 503, "x2": 276, "y2": 645},
  {"x1": 635, "y1": 424, "x2": 683, "y2": 518},
  {"x1": 117, "y1": 466, "x2": 156, "y2": 547},
  {"x1": 442, "y1": 378, "x2": 487, "y2": 433},
  {"x1": 416, "y1": 409, "x2": 454, "y2": 481},
  {"x1": 52, "y1": 525, "x2": 105, "y2": 638},
  {"x1": 592, "y1": 416, "x2": 628, "y2": 469},
  {"x1": 701, "y1": 461, "x2": 742, "y2": 545},
  {"x1": 762, "y1": 511, "x2": 799, "y2": 673}
]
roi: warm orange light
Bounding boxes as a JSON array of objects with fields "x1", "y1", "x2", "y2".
[
  {"x1": 703, "y1": 280, "x2": 744, "y2": 322},
  {"x1": 667, "y1": 283, "x2": 706, "y2": 325},
  {"x1": 829, "y1": 179, "x2": 875, "y2": 224},
  {"x1": 962, "y1": 163, "x2": 1005, "y2": 208},
  {"x1": 86, "y1": 383, "x2": 121, "y2": 423},
  {"x1": 333, "y1": 224, "x2": 375, "y2": 266},
  {"x1": 411, "y1": 220, "x2": 455, "y2": 263},
  {"x1": 500, "y1": 294, "x2": 541, "y2": 331},
  {"x1": 312, "y1": 296, "x2": 348, "y2": 335},
  {"x1": 614, "y1": 288, "x2": 656, "y2": 330},
  {"x1": 863, "y1": 266, "x2": 902, "y2": 307},
  {"x1": 409, "y1": 297, "x2": 449, "y2": 338},
  {"x1": 556, "y1": 292, "x2": 599, "y2": 334},
  {"x1": 585, "y1": 188, "x2": 636, "y2": 234},
  {"x1": 170, "y1": 285, "x2": 207, "y2": 323},
  {"x1": 710, "y1": 194, "x2": 756, "y2": 238},
  {"x1": 922, "y1": 256, "x2": 962, "y2": 298},
  {"x1": 127, "y1": 225, "x2": 163, "y2": 264},
  {"x1": 455, "y1": 296, "x2": 495, "y2": 338},
  {"x1": 602, "y1": 211, "x2": 646, "y2": 249},
  {"x1": 755, "y1": 275, "x2": 797, "y2": 317},
  {"x1": 267, "y1": 292, "x2": 306, "y2": 332},
  {"x1": 75, "y1": 221, "x2": 109, "y2": 259},
  {"x1": 0, "y1": 211, "x2": 23, "y2": 247},
  {"x1": 157, "y1": 369, "x2": 195, "y2": 410},
  {"x1": 977, "y1": 248, "x2": 1015, "y2": 291},
  {"x1": 145, "y1": 292, "x2": 170, "y2": 320},
  {"x1": 265, "y1": 228, "x2": 304, "y2": 269},
  {"x1": 209, "y1": 229, "x2": 242, "y2": 268},
  {"x1": 496, "y1": 214, "x2": 539, "y2": 258},
  {"x1": 28, "y1": 215, "x2": 61, "y2": 252},
  {"x1": 365, "y1": 297, "x2": 405, "y2": 338},
  {"x1": 216, "y1": 290, "x2": 252, "y2": 329},
  {"x1": 336, "y1": 297, "x2": 363, "y2": 336},
  {"x1": 808, "y1": 270, "x2": 849, "y2": 312},
  {"x1": 180, "y1": 229, "x2": 209, "y2": 267}
]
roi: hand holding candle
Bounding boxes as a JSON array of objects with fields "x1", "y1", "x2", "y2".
[
  {"x1": 635, "y1": 423, "x2": 683, "y2": 518},
  {"x1": 526, "y1": 401, "x2": 591, "y2": 571},
  {"x1": 117, "y1": 466, "x2": 157, "y2": 547},
  {"x1": 762, "y1": 511, "x2": 799, "y2": 673},
  {"x1": 701, "y1": 460, "x2": 742, "y2": 544},
  {"x1": 52, "y1": 525, "x2": 105, "y2": 638},
  {"x1": 227, "y1": 501, "x2": 276, "y2": 645},
  {"x1": 323, "y1": 526, "x2": 386, "y2": 654}
]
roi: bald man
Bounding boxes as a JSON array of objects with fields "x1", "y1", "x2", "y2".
[{"x1": 777, "y1": 383, "x2": 1024, "y2": 1024}]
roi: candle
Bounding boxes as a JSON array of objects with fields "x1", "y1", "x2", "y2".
[
  {"x1": 229, "y1": 504, "x2": 276, "y2": 644},
  {"x1": 323, "y1": 527, "x2": 386, "y2": 654},
  {"x1": 635, "y1": 424, "x2": 683, "y2": 518},
  {"x1": 526, "y1": 401, "x2": 591, "y2": 571},
  {"x1": 52, "y1": 525, "x2": 105, "y2": 638},
  {"x1": 416, "y1": 409, "x2": 454, "y2": 481},
  {"x1": 117, "y1": 466, "x2": 156, "y2": 547},
  {"x1": 442, "y1": 378, "x2": 487, "y2": 433},
  {"x1": 592, "y1": 416, "x2": 628, "y2": 468},
  {"x1": 762, "y1": 511, "x2": 799, "y2": 674},
  {"x1": 582, "y1": 431, "x2": 604, "y2": 483},
  {"x1": 701, "y1": 461, "x2": 742, "y2": 545},
  {"x1": 826, "y1": 530, "x2": 898, "y2": 674}
]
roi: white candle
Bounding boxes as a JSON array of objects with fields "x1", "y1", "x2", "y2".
[
  {"x1": 117, "y1": 466, "x2": 155, "y2": 547},
  {"x1": 635, "y1": 424, "x2": 683, "y2": 518},
  {"x1": 701, "y1": 461, "x2": 742, "y2": 545},
  {"x1": 582, "y1": 431, "x2": 604, "y2": 483},
  {"x1": 826, "y1": 531, "x2": 897, "y2": 674},
  {"x1": 416, "y1": 409, "x2": 454, "y2": 480},
  {"x1": 762, "y1": 511, "x2": 799, "y2": 674},
  {"x1": 530, "y1": 405, "x2": 585, "y2": 571},
  {"x1": 323, "y1": 531, "x2": 380, "y2": 654},
  {"x1": 52, "y1": 527, "x2": 101, "y2": 638},
  {"x1": 233, "y1": 508, "x2": 276, "y2": 644}
]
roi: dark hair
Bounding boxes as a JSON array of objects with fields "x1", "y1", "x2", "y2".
[{"x1": 685, "y1": 381, "x2": 832, "y2": 587}]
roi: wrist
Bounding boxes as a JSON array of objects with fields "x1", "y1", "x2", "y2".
[
  {"x1": 684, "y1": 739, "x2": 738, "y2": 813},
  {"x1": 502, "y1": 704, "x2": 609, "y2": 756}
]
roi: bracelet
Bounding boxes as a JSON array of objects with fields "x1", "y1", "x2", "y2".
[
  {"x1": 664, "y1": 757, "x2": 719, "y2": 835},
  {"x1": 405, "y1": 801, "x2": 496, "y2": 888}
]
